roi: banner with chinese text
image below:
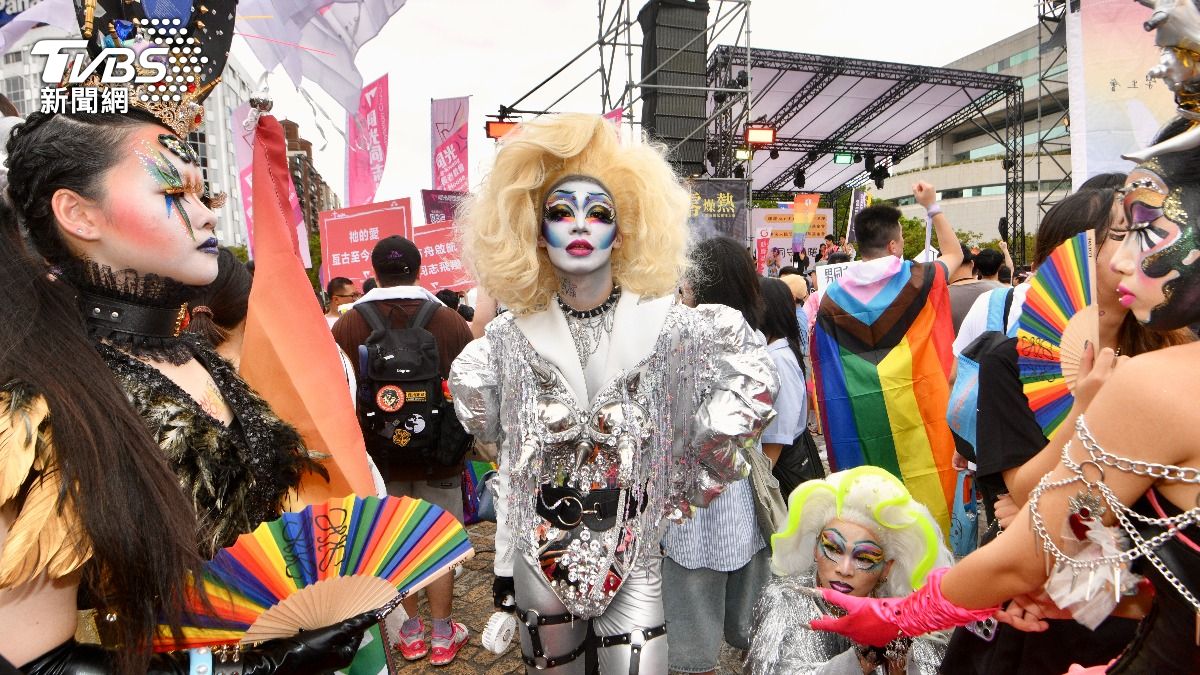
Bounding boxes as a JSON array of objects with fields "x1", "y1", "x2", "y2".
[
  {"x1": 431, "y1": 96, "x2": 469, "y2": 192},
  {"x1": 1066, "y1": 1, "x2": 1175, "y2": 186},
  {"x1": 687, "y1": 179, "x2": 748, "y2": 241},
  {"x1": 318, "y1": 199, "x2": 412, "y2": 284},
  {"x1": 347, "y1": 74, "x2": 389, "y2": 207},
  {"x1": 753, "y1": 206, "x2": 833, "y2": 260},
  {"x1": 420, "y1": 189, "x2": 468, "y2": 225},
  {"x1": 846, "y1": 189, "x2": 867, "y2": 244},
  {"x1": 413, "y1": 223, "x2": 472, "y2": 292}
]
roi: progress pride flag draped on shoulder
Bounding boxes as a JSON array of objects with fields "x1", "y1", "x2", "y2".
[
  {"x1": 347, "y1": 75, "x2": 389, "y2": 207},
  {"x1": 431, "y1": 96, "x2": 469, "y2": 192}
]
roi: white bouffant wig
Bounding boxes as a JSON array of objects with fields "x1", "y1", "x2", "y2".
[
  {"x1": 770, "y1": 466, "x2": 954, "y2": 597},
  {"x1": 456, "y1": 113, "x2": 690, "y2": 315}
]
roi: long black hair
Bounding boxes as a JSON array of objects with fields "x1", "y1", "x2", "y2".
[
  {"x1": 688, "y1": 236, "x2": 764, "y2": 331},
  {"x1": 3, "y1": 110, "x2": 203, "y2": 670},
  {"x1": 0, "y1": 200, "x2": 200, "y2": 671},
  {"x1": 759, "y1": 277, "x2": 805, "y2": 375},
  {"x1": 187, "y1": 247, "x2": 252, "y2": 348}
]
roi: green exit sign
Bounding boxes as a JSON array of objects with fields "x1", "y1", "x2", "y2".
[{"x1": 833, "y1": 153, "x2": 854, "y2": 164}]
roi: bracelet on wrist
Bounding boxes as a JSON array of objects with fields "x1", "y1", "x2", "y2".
[{"x1": 925, "y1": 204, "x2": 943, "y2": 218}]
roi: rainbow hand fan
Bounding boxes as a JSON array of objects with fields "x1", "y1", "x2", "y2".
[
  {"x1": 1017, "y1": 230, "x2": 1098, "y2": 438},
  {"x1": 154, "y1": 495, "x2": 473, "y2": 650}
]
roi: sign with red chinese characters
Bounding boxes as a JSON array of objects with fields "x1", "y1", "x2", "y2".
[
  {"x1": 431, "y1": 96, "x2": 469, "y2": 192},
  {"x1": 318, "y1": 199, "x2": 412, "y2": 284},
  {"x1": 413, "y1": 223, "x2": 471, "y2": 292}
]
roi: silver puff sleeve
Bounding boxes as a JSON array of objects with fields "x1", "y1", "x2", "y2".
[
  {"x1": 448, "y1": 337, "x2": 502, "y2": 444},
  {"x1": 684, "y1": 303, "x2": 778, "y2": 507},
  {"x1": 746, "y1": 574, "x2": 947, "y2": 675}
]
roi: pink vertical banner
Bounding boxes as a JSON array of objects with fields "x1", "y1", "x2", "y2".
[
  {"x1": 347, "y1": 74, "x2": 389, "y2": 207},
  {"x1": 431, "y1": 96, "x2": 469, "y2": 192}
]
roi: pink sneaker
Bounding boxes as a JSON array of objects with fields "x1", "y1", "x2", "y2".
[
  {"x1": 396, "y1": 618, "x2": 428, "y2": 661},
  {"x1": 429, "y1": 621, "x2": 468, "y2": 666}
]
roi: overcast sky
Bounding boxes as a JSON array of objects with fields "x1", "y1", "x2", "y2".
[{"x1": 230, "y1": 0, "x2": 1035, "y2": 207}]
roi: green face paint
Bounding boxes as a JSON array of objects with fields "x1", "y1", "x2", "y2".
[{"x1": 134, "y1": 140, "x2": 198, "y2": 241}]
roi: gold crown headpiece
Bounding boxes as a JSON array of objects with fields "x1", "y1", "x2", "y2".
[{"x1": 72, "y1": 0, "x2": 237, "y2": 139}]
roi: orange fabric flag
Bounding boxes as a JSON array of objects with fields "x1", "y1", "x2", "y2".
[{"x1": 239, "y1": 113, "x2": 374, "y2": 503}]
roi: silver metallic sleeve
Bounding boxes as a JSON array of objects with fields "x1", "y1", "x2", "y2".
[
  {"x1": 448, "y1": 337, "x2": 503, "y2": 444},
  {"x1": 686, "y1": 304, "x2": 778, "y2": 507}
]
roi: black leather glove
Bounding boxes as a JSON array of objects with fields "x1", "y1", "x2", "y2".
[
  {"x1": 233, "y1": 611, "x2": 377, "y2": 675},
  {"x1": 493, "y1": 575, "x2": 516, "y2": 612}
]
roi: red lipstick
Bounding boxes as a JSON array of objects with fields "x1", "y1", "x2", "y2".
[{"x1": 566, "y1": 239, "x2": 594, "y2": 257}]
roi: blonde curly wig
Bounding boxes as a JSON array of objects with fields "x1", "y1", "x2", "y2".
[
  {"x1": 456, "y1": 113, "x2": 690, "y2": 314},
  {"x1": 770, "y1": 466, "x2": 954, "y2": 596}
]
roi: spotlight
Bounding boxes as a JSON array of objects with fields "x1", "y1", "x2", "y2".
[
  {"x1": 714, "y1": 91, "x2": 728, "y2": 104},
  {"x1": 744, "y1": 123, "x2": 776, "y2": 146},
  {"x1": 735, "y1": 147, "x2": 752, "y2": 161},
  {"x1": 706, "y1": 148, "x2": 721, "y2": 167},
  {"x1": 806, "y1": 151, "x2": 819, "y2": 162},
  {"x1": 794, "y1": 168, "x2": 805, "y2": 189},
  {"x1": 736, "y1": 70, "x2": 749, "y2": 87},
  {"x1": 1002, "y1": 158, "x2": 1014, "y2": 171},
  {"x1": 853, "y1": 154, "x2": 862, "y2": 163},
  {"x1": 874, "y1": 176, "x2": 885, "y2": 190},
  {"x1": 769, "y1": 148, "x2": 780, "y2": 160},
  {"x1": 733, "y1": 165, "x2": 745, "y2": 179},
  {"x1": 485, "y1": 119, "x2": 519, "y2": 139},
  {"x1": 864, "y1": 154, "x2": 876, "y2": 172}
]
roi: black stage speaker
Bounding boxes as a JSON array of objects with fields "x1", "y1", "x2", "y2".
[{"x1": 638, "y1": 0, "x2": 709, "y2": 177}]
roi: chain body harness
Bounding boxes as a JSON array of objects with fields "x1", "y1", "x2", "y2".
[
  {"x1": 1029, "y1": 415, "x2": 1200, "y2": 615},
  {"x1": 558, "y1": 285, "x2": 621, "y2": 369}
]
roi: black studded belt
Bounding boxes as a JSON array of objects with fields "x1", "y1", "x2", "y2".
[{"x1": 536, "y1": 484, "x2": 644, "y2": 532}]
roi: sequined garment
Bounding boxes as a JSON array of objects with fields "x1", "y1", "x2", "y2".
[
  {"x1": 98, "y1": 339, "x2": 323, "y2": 557},
  {"x1": 450, "y1": 296, "x2": 777, "y2": 618},
  {"x1": 745, "y1": 573, "x2": 947, "y2": 675}
]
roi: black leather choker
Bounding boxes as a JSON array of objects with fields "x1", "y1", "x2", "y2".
[{"x1": 80, "y1": 292, "x2": 189, "y2": 339}]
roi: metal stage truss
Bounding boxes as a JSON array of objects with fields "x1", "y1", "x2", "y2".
[
  {"x1": 707, "y1": 45, "x2": 1025, "y2": 253},
  {"x1": 1036, "y1": 0, "x2": 1071, "y2": 221}
]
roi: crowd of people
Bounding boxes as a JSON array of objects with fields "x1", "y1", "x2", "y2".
[{"x1": 3, "y1": 2, "x2": 1200, "y2": 675}]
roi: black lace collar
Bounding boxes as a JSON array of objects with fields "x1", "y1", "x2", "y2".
[{"x1": 64, "y1": 260, "x2": 200, "y2": 365}]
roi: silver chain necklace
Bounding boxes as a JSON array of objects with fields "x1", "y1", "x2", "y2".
[
  {"x1": 558, "y1": 286, "x2": 621, "y2": 368},
  {"x1": 1029, "y1": 416, "x2": 1200, "y2": 615}
]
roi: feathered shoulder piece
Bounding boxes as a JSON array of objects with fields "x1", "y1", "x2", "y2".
[{"x1": 0, "y1": 380, "x2": 92, "y2": 588}]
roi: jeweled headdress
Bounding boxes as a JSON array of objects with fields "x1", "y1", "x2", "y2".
[{"x1": 71, "y1": 0, "x2": 237, "y2": 138}]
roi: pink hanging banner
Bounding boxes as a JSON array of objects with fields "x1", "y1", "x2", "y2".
[
  {"x1": 347, "y1": 74, "x2": 389, "y2": 207},
  {"x1": 319, "y1": 199, "x2": 413, "y2": 285},
  {"x1": 431, "y1": 96, "x2": 469, "y2": 192}
]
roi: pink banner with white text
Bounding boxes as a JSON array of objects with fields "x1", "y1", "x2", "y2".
[
  {"x1": 347, "y1": 74, "x2": 389, "y2": 207},
  {"x1": 319, "y1": 199, "x2": 413, "y2": 285},
  {"x1": 431, "y1": 96, "x2": 469, "y2": 192}
]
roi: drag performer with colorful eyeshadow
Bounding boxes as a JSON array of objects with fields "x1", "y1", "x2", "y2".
[
  {"x1": 450, "y1": 113, "x2": 777, "y2": 674},
  {"x1": 1, "y1": 2, "x2": 374, "y2": 672},
  {"x1": 805, "y1": 83, "x2": 1200, "y2": 675},
  {"x1": 745, "y1": 467, "x2": 952, "y2": 675}
]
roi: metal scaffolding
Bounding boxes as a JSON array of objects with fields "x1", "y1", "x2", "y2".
[{"x1": 1035, "y1": 0, "x2": 1072, "y2": 221}]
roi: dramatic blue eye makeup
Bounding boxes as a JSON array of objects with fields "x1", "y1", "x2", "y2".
[{"x1": 819, "y1": 528, "x2": 885, "y2": 571}]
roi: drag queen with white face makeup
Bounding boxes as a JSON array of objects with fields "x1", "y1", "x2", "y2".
[{"x1": 451, "y1": 113, "x2": 777, "y2": 674}]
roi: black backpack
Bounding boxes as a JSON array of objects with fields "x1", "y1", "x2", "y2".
[{"x1": 353, "y1": 301, "x2": 472, "y2": 467}]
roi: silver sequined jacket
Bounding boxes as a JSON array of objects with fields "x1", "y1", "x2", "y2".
[
  {"x1": 745, "y1": 573, "x2": 947, "y2": 675},
  {"x1": 449, "y1": 292, "x2": 777, "y2": 617}
]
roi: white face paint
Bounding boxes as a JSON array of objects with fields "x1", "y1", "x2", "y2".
[{"x1": 540, "y1": 177, "x2": 619, "y2": 277}]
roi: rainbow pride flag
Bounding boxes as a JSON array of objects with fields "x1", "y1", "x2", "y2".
[{"x1": 811, "y1": 257, "x2": 957, "y2": 533}]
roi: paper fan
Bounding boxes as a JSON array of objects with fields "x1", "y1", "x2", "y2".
[
  {"x1": 1017, "y1": 230, "x2": 1098, "y2": 438},
  {"x1": 154, "y1": 495, "x2": 474, "y2": 650}
]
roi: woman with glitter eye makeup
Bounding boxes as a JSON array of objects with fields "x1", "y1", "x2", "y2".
[
  {"x1": 451, "y1": 114, "x2": 777, "y2": 675},
  {"x1": 746, "y1": 467, "x2": 953, "y2": 675}
]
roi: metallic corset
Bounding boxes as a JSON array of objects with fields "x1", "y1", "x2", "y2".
[{"x1": 450, "y1": 302, "x2": 776, "y2": 617}]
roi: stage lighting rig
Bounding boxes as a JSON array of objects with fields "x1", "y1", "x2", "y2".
[{"x1": 745, "y1": 123, "x2": 776, "y2": 146}]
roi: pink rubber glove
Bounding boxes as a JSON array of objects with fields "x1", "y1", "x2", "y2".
[{"x1": 809, "y1": 568, "x2": 999, "y2": 647}]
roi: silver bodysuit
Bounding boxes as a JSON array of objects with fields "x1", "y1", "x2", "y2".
[
  {"x1": 745, "y1": 573, "x2": 948, "y2": 675},
  {"x1": 450, "y1": 296, "x2": 777, "y2": 618}
]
